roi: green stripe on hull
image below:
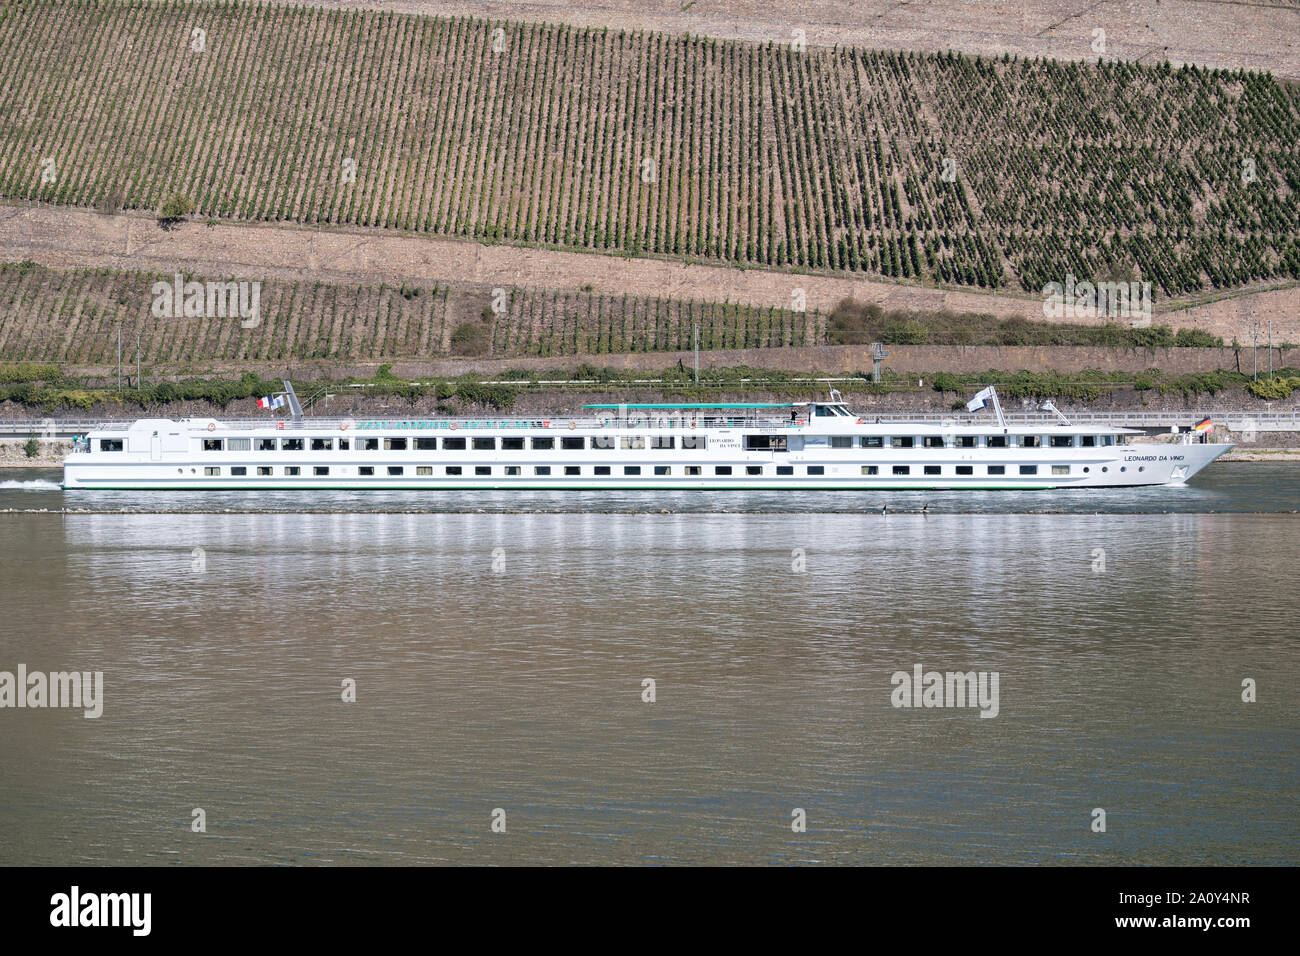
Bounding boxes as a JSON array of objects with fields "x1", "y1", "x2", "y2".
[{"x1": 66, "y1": 484, "x2": 1061, "y2": 492}]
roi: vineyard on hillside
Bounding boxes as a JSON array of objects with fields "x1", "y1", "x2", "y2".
[
  {"x1": 0, "y1": 261, "x2": 825, "y2": 364},
  {"x1": 0, "y1": 1, "x2": 1298, "y2": 298}
]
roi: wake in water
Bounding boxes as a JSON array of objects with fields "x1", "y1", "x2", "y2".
[{"x1": 0, "y1": 479, "x2": 61, "y2": 491}]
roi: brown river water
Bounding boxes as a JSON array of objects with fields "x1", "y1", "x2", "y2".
[{"x1": 0, "y1": 464, "x2": 1296, "y2": 865}]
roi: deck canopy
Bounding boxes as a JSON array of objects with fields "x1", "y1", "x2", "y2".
[{"x1": 582, "y1": 402, "x2": 799, "y2": 410}]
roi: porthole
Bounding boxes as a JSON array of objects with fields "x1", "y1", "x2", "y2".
[
  {"x1": 1120, "y1": 466, "x2": 1126, "y2": 472},
  {"x1": 1083, "y1": 467, "x2": 1090, "y2": 473},
  {"x1": 1138, "y1": 466, "x2": 1145, "y2": 472},
  {"x1": 1101, "y1": 467, "x2": 1108, "y2": 473}
]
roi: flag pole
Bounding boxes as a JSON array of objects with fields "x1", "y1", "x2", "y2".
[{"x1": 989, "y1": 386, "x2": 1006, "y2": 429}]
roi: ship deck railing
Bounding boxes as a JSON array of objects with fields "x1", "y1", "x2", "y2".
[{"x1": 10, "y1": 407, "x2": 1300, "y2": 435}]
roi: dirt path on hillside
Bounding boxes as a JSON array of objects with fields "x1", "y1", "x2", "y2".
[
  {"x1": 2, "y1": 204, "x2": 1297, "y2": 340},
  {"x1": 292, "y1": 0, "x2": 1300, "y2": 79}
]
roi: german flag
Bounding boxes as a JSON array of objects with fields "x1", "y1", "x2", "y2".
[{"x1": 1193, "y1": 417, "x2": 1213, "y2": 433}]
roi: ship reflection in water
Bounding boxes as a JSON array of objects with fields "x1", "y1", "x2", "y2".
[{"x1": 0, "y1": 472, "x2": 1296, "y2": 865}]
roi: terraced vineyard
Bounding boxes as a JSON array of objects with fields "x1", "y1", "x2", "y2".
[
  {"x1": 1, "y1": 1, "x2": 1299, "y2": 297},
  {"x1": 0, "y1": 261, "x2": 824, "y2": 364}
]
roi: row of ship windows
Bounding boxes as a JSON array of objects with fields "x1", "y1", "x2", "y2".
[
  {"x1": 190, "y1": 463, "x2": 1129, "y2": 478},
  {"x1": 100, "y1": 433, "x2": 1119, "y2": 453}
]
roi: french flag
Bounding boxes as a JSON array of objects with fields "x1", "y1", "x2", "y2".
[{"x1": 257, "y1": 395, "x2": 274, "y2": 409}]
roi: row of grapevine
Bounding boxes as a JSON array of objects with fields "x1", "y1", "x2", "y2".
[
  {"x1": 0, "y1": 262, "x2": 827, "y2": 363},
  {"x1": 0, "y1": 2, "x2": 1296, "y2": 300}
]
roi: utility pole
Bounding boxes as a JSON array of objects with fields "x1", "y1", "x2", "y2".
[
  {"x1": 693, "y1": 323, "x2": 699, "y2": 386},
  {"x1": 117, "y1": 327, "x2": 122, "y2": 392}
]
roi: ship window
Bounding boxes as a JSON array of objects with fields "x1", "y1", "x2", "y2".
[
  {"x1": 1050, "y1": 435, "x2": 1073, "y2": 448},
  {"x1": 99, "y1": 439, "x2": 123, "y2": 452},
  {"x1": 285, "y1": 467, "x2": 301, "y2": 476},
  {"x1": 505, "y1": 466, "x2": 521, "y2": 476},
  {"x1": 228, "y1": 438, "x2": 251, "y2": 451},
  {"x1": 476, "y1": 466, "x2": 492, "y2": 476},
  {"x1": 561, "y1": 437, "x2": 584, "y2": 450},
  {"x1": 860, "y1": 436, "x2": 883, "y2": 448},
  {"x1": 892, "y1": 465, "x2": 910, "y2": 475},
  {"x1": 358, "y1": 466, "x2": 373, "y2": 476},
  {"x1": 415, "y1": 438, "x2": 437, "y2": 451},
  {"x1": 1101, "y1": 436, "x2": 1115, "y2": 447},
  {"x1": 257, "y1": 466, "x2": 272, "y2": 476},
  {"x1": 417, "y1": 466, "x2": 433, "y2": 476},
  {"x1": 623, "y1": 466, "x2": 641, "y2": 476},
  {"x1": 256, "y1": 438, "x2": 276, "y2": 451},
  {"x1": 830, "y1": 436, "x2": 852, "y2": 449},
  {"x1": 566, "y1": 466, "x2": 582, "y2": 476},
  {"x1": 594, "y1": 466, "x2": 611, "y2": 476},
  {"x1": 987, "y1": 465, "x2": 1005, "y2": 476},
  {"x1": 924, "y1": 465, "x2": 941, "y2": 475},
  {"x1": 1019, "y1": 465, "x2": 1038, "y2": 475},
  {"x1": 806, "y1": 466, "x2": 824, "y2": 476},
  {"x1": 861, "y1": 465, "x2": 878, "y2": 476},
  {"x1": 534, "y1": 466, "x2": 551, "y2": 476},
  {"x1": 923, "y1": 436, "x2": 944, "y2": 448},
  {"x1": 956, "y1": 465, "x2": 973, "y2": 476},
  {"x1": 956, "y1": 436, "x2": 976, "y2": 448},
  {"x1": 745, "y1": 435, "x2": 787, "y2": 451},
  {"x1": 204, "y1": 467, "x2": 221, "y2": 476},
  {"x1": 987, "y1": 436, "x2": 1007, "y2": 448},
  {"x1": 203, "y1": 439, "x2": 223, "y2": 451},
  {"x1": 651, "y1": 436, "x2": 675, "y2": 449},
  {"x1": 384, "y1": 438, "x2": 407, "y2": 451},
  {"x1": 532, "y1": 437, "x2": 554, "y2": 450},
  {"x1": 360, "y1": 438, "x2": 379, "y2": 451},
  {"x1": 473, "y1": 437, "x2": 495, "y2": 450},
  {"x1": 655, "y1": 466, "x2": 671, "y2": 476},
  {"x1": 777, "y1": 466, "x2": 794, "y2": 476},
  {"x1": 446, "y1": 466, "x2": 462, "y2": 476},
  {"x1": 681, "y1": 436, "x2": 706, "y2": 450},
  {"x1": 443, "y1": 437, "x2": 466, "y2": 450},
  {"x1": 1052, "y1": 465, "x2": 1069, "y2": 476},
  {"x1": 314, "y1": 466, "x2": 329, "y2": 476},
  {"x1": 338, "y1": 439, "x2": 349, "y2": 451},
  {"x1": 592, "y1": 436, "x2": 615, "y2": 449},
  {"x1": 686, "y1": 466, "x2": 702, "y2": 476},
  {"x1": 713, "y1": 466, "x2": 731, "y2": 476},
  {"x1": 281, "y1": 438, "x2": 304, "y2": 451},
  {"x1": 815, "y1": 405, "x2": 837, "y2": 417},
  {"x1": 387, "y1": 466, "x2": 404, "y2": 476},
  {"x1": 621, "y1": 436, "x2": 645, "y2": 450},
  {"x1": 746, "y1": 466, "x2": 762, "y2": 476},
  {"x1": 502, "y1": 437, "x2": 525, "y2": 451},
  {"x1": 231, "y1": 466, "x2": 247, "y2": 476},
  {"x1": 892, "y1": 437, "x2": 914, "y2": 448},
  {"x1": 1081, "y1": 435, "x2": 1096, "y2": 447},
  {"x1": 311, "y1": 438, "x2": 333, "y2": 451},
  {"x1": 1022, "y1": 436, "x2": 1040, "y2": 448}
]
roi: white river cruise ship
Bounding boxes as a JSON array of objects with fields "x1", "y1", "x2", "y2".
[{"x1": 61, "y1": 384, "x2": 1231, "y2": 491}]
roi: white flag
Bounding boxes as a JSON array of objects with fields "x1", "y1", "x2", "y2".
[{"x1": 966, "y1": 386, "x2": 995, "y2": 412}]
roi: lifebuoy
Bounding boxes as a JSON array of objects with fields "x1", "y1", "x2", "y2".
[
  {"x1": 207, "y1": 422, "x2": 216, "y2": 432},
  {"x1": 276, "y1": 422, "x2": 284, "y2": 430},
  {"x1": 339, "y1": 421, "x2": 351, "y2": 431},
  {"x1": 568, "y1": 421, "x2": 577, "y2": 430},
  {"x1": 449, "y1": 421, "x2": 458, "y2": 430}
]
